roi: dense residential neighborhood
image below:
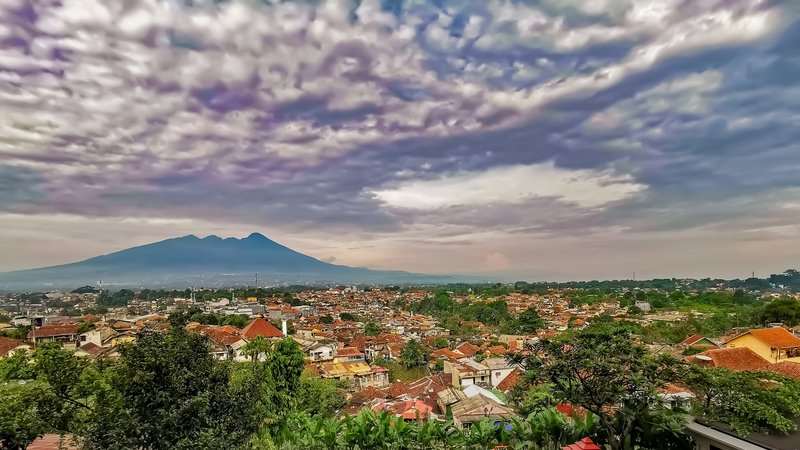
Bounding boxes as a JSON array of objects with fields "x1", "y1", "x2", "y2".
[{"x1": 4, "y1": 275, "x2": 800, "y2": 448}]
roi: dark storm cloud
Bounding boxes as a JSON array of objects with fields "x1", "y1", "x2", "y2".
[{"x1": 0, "y1": 0, "x2": 798, "y2": 275}]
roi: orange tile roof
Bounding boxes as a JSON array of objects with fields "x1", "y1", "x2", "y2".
[
  {"x1": 28, "y1": 324, "x2": 79, "y2": 339},
  {"x1": 242, "y1": 318, "x2": 283, "y2": 339},
  {"x1": 688, "y1": 347, "x2": 770, "y2": 371},
  {"x1": 496, "y1": 368, "x2": 524, "y2": 392},
  {"x1": 768, "y1": 361, "x2": 800, "y2": 380},
  {"x1": 336, "y1": 347, "x2": 364, "y2": 357},
  {"x1": 456, "y1": 342, "x2": 480, "y2": 357},
  {"x1": 732, "y1": 328, "x2": 800, "y2": 348}
]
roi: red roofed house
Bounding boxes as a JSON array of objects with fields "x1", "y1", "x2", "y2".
[
  {"x1": 679, "y1": 334, "x2": 719, "y2": 350},
  {"x1": 334, "y1": 346, "x2": 366, "y2": 363},
  {"x1": 686, "y1": 347, "x2": 771, "y2": 371},
  {"x1": 767, "y1": 361, "x2": 800, "y2": 380},
  {"x1": 496, "y1": 367, "x2": 524, "y2": 393},
  {"x1": 455, "y1": 342, "x2": 480, "y2": 357},
  {"x1": 562, "y1": 437, "x2": 601, "y2": 450},
  {"x1": 241, "y1": 317, "x2": 284, "y2": 340},
  {"x1": 27, "y1": 324, "x2": 79, "y2": 348},
  {"x1": 725, "y1": 327, "x2": 800, "y2": 363}
]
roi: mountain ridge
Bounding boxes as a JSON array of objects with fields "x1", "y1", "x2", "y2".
[{"x1": 0, "y1": 232, "x2": 467, "y2": 290}]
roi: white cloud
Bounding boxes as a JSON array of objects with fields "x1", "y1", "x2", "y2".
[{"x1": 371, "y1": 162, "x2": 645, "y2": 210}]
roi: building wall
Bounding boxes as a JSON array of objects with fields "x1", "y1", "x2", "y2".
[
  {"x1": 490, "y1": 368, "x2": 515, "y2": 388},
  {"x1": 726, "y1": 334, "x2": 800, "y2": 363}
]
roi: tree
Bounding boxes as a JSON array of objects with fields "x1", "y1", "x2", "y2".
[
  {"x1": 296, "y1": 376, "x2": 346, "y2": 418},
  {"x1": 364, "y1": 321, "x2": 381, "y2": 336},
  {"x1": 513, "y1": 307, "x2": 545, "y2": 334},
  {"x1": 242, "y1": 336, "x2": 272, "y2": 362},
  {"x1": 432, "y1": 337, "x2": 449, "y2": 349},
  {"x1": 761, "y1": 297, "x2": 800, "y2": 326},
  {"x1": 319, "y1": 315, "x2": 334, "y2": 324},
  {"x1": 400, "y1": 339, "x2": 428, "y2": 369},
  {"x1": 339, "y1": 312, "x2": 357, "y2": 322},
  {"x1": 0, "y1": 349, "x2": 35, "y2": 381},
  {"x1": 517, "y1": 325, "x2": 683, "y2": 450},
  {"x1": 84, "y1": 328, "x2": 265, "y2": 449},
  {"x1": 0, "y1": 382, "x2": 54, "y2": 450},
  {"x1": 684, "y1": 366, "x2": 800, "y2": 435}
]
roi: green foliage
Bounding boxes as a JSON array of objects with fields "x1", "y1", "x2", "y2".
[
  {"x1": 339, "y1": 312, "x2": 357, "y2": 321},
  {"x1": 364, "y1": 321, "x2": 381, "y2": 336},
  {"x1": 504, "y1": 307, "x2": 545, "y2": 334},
  {"x1": 432, "y1": 337, "x2": 449, "y2": 349},
  {"x1": 97, "y1": 289, "x2": 135, "y2": 307},
  {"x1": 295, "y1": 376, "x2": 346, "y2": 418},
  {"x1": 761, "y1": 297, "x2": 800, "y2": 326},
  {"x1": 684, "y1": 366, "x2": 800, "y2": 435},
  {"x1": 1, "y1": 326, "x2": 31, "y2": 340},
  {"x1": 171, "y1": 307, "x2": 250, "y2": 328},
  {"x1": 399, "y1": 339, "x2": 428, "y2": 369},
  {"x1": 0, "y1": 349, "x2": 35, "y2": 381},
  {"x1": 319, "y1": 315, "x2": 334, "y2": 324},
  {"x1": 520, "y1": 324, "x2": 685, "y2": 450},
  {"x1": 0, "y1": 382, "x2": 55, "y2": 450}
]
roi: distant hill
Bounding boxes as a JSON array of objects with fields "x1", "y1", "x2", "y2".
[{"x1": 0, "y1": 233, "x2": 466, "y2": 290}]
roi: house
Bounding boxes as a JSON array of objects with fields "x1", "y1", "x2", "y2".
[
  {"x1": 319, "y1": 361, "x2": 389, "y2": 390},
  {"x1": 483, "y1": 357, "x2": 518, "y2": 387},
  {"x1": 686, "y1": 347, "x2": 771, "y2": 371},
  {"x1": 371, "y1": 399, "x2": 433, "y2": 421},
  {"x1": 496, "y1": 368, "x2": 524, "y2": 393},
  {"x1": 687, "y1": 418, "x2": 800, "y2": 450},
  {"x1": 444, "y1": 358, "x2": 491, "y2": 388},
  {"x1": 450, "y1": 394, "x2": 517, "y2": 429},
  {"x1": 679, "y1": 334, "x2": 719, "y2": 350},
  {"x1": 767, "y1": 361, "x2": 800, "y2": 380},
  {"x1": 241, "y1": 317, "x2": 284, "y2": 340},
  {"x1": 462, "y1": 384, "x2": 505, "y2": 404},
  {"x1": 436, "y1": 386, "x2": 467, "y2": 414},
  {"x1": 307, "y1": 342, "x2": 336, "y2": 362},
  {"x1": 724, "y1": 327, "x2": 800, "y2": 363},
  {"x1": 333, "y1": 346, "x2": 366, "y2": 363},
  {"x1": 201, "y1": 326, "x2": 248, "y2": 361},
  {"x1": 455, "y1": 342, "x2": 480, "y2": 358},
  {"x1": 562, "y1": 437, "x2": 601, "y2": 450},
  {"x1": 27, "y1": 324, "x2": 79, "y2": 347}
]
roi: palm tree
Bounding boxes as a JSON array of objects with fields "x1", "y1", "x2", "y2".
[{"x1": 242, "y1": 336, "x2": 272, "y2": 362}]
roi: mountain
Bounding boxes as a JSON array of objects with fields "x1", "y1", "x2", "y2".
[{"x1": 0, "y1": 233, "x2": 465, "y2": 290}]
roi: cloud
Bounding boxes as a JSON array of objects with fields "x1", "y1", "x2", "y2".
[
  {"x1": 371, "y1": 161, "x2": 645, "y2": 210},
  {"x1": 0, "y1": 0, "x2": 798, "y2": 277}
]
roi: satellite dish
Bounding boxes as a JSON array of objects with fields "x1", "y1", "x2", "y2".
[{"x1": 695, "y1": 355, "x2": 712, "y2": 361}]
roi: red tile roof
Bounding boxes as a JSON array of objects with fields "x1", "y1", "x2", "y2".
[
  {"x1": 731, "y1": 328, "x2": 800, "y2": 349},
  {"x1": 456, "y1": 342, "x2": 480, "y2": 357},
  {"x1": 767, "y1": 361, "x2": 800, "y2": 380},
  {"x1": 336, "y1": 347, "x2": 364, "y2": 357},
  {"x1": 430, "y1": 348, "x2": 464, "y2": 361},
  {"x1": 28, "y1": 324, "x2": 79, "y2": 339},
  {"x1": 496, "y1": 368, "x2": 524, "y2": 392},
  {"x1": 562, "y1": 437, "x2": 601, "y2": 450},
  {"x1": 241, "y1": 318, "x2": 283, "y2": 339},
  {"x1": 680, "y1": 334, "x2": 708, "y2": 346},
  {"x1": 0, "y1": 336, "x2": 23, "y2": 357},
  {"x1": 28, "y1": 434, "x2": 78, "y2": 450},
  {"x1": 688, "y1": 347, "x2": 770, "y2": 371}
]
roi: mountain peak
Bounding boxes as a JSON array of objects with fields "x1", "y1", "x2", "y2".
[{"x1": 245, "y1": 232, "x2": 270, "y2": 241}]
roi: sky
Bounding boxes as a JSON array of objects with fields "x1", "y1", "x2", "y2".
[{"x1": 1, "y1": 0, "x2": 799, "y2": 281}]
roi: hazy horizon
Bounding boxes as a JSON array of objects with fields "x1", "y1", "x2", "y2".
[{"x1": 1, "y1": 0, "x2": 799, "y2": 280}]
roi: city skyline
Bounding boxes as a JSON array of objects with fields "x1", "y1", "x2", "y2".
[{"x1": 2, "y1": 0, "x2": 800, "y2": 280}]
